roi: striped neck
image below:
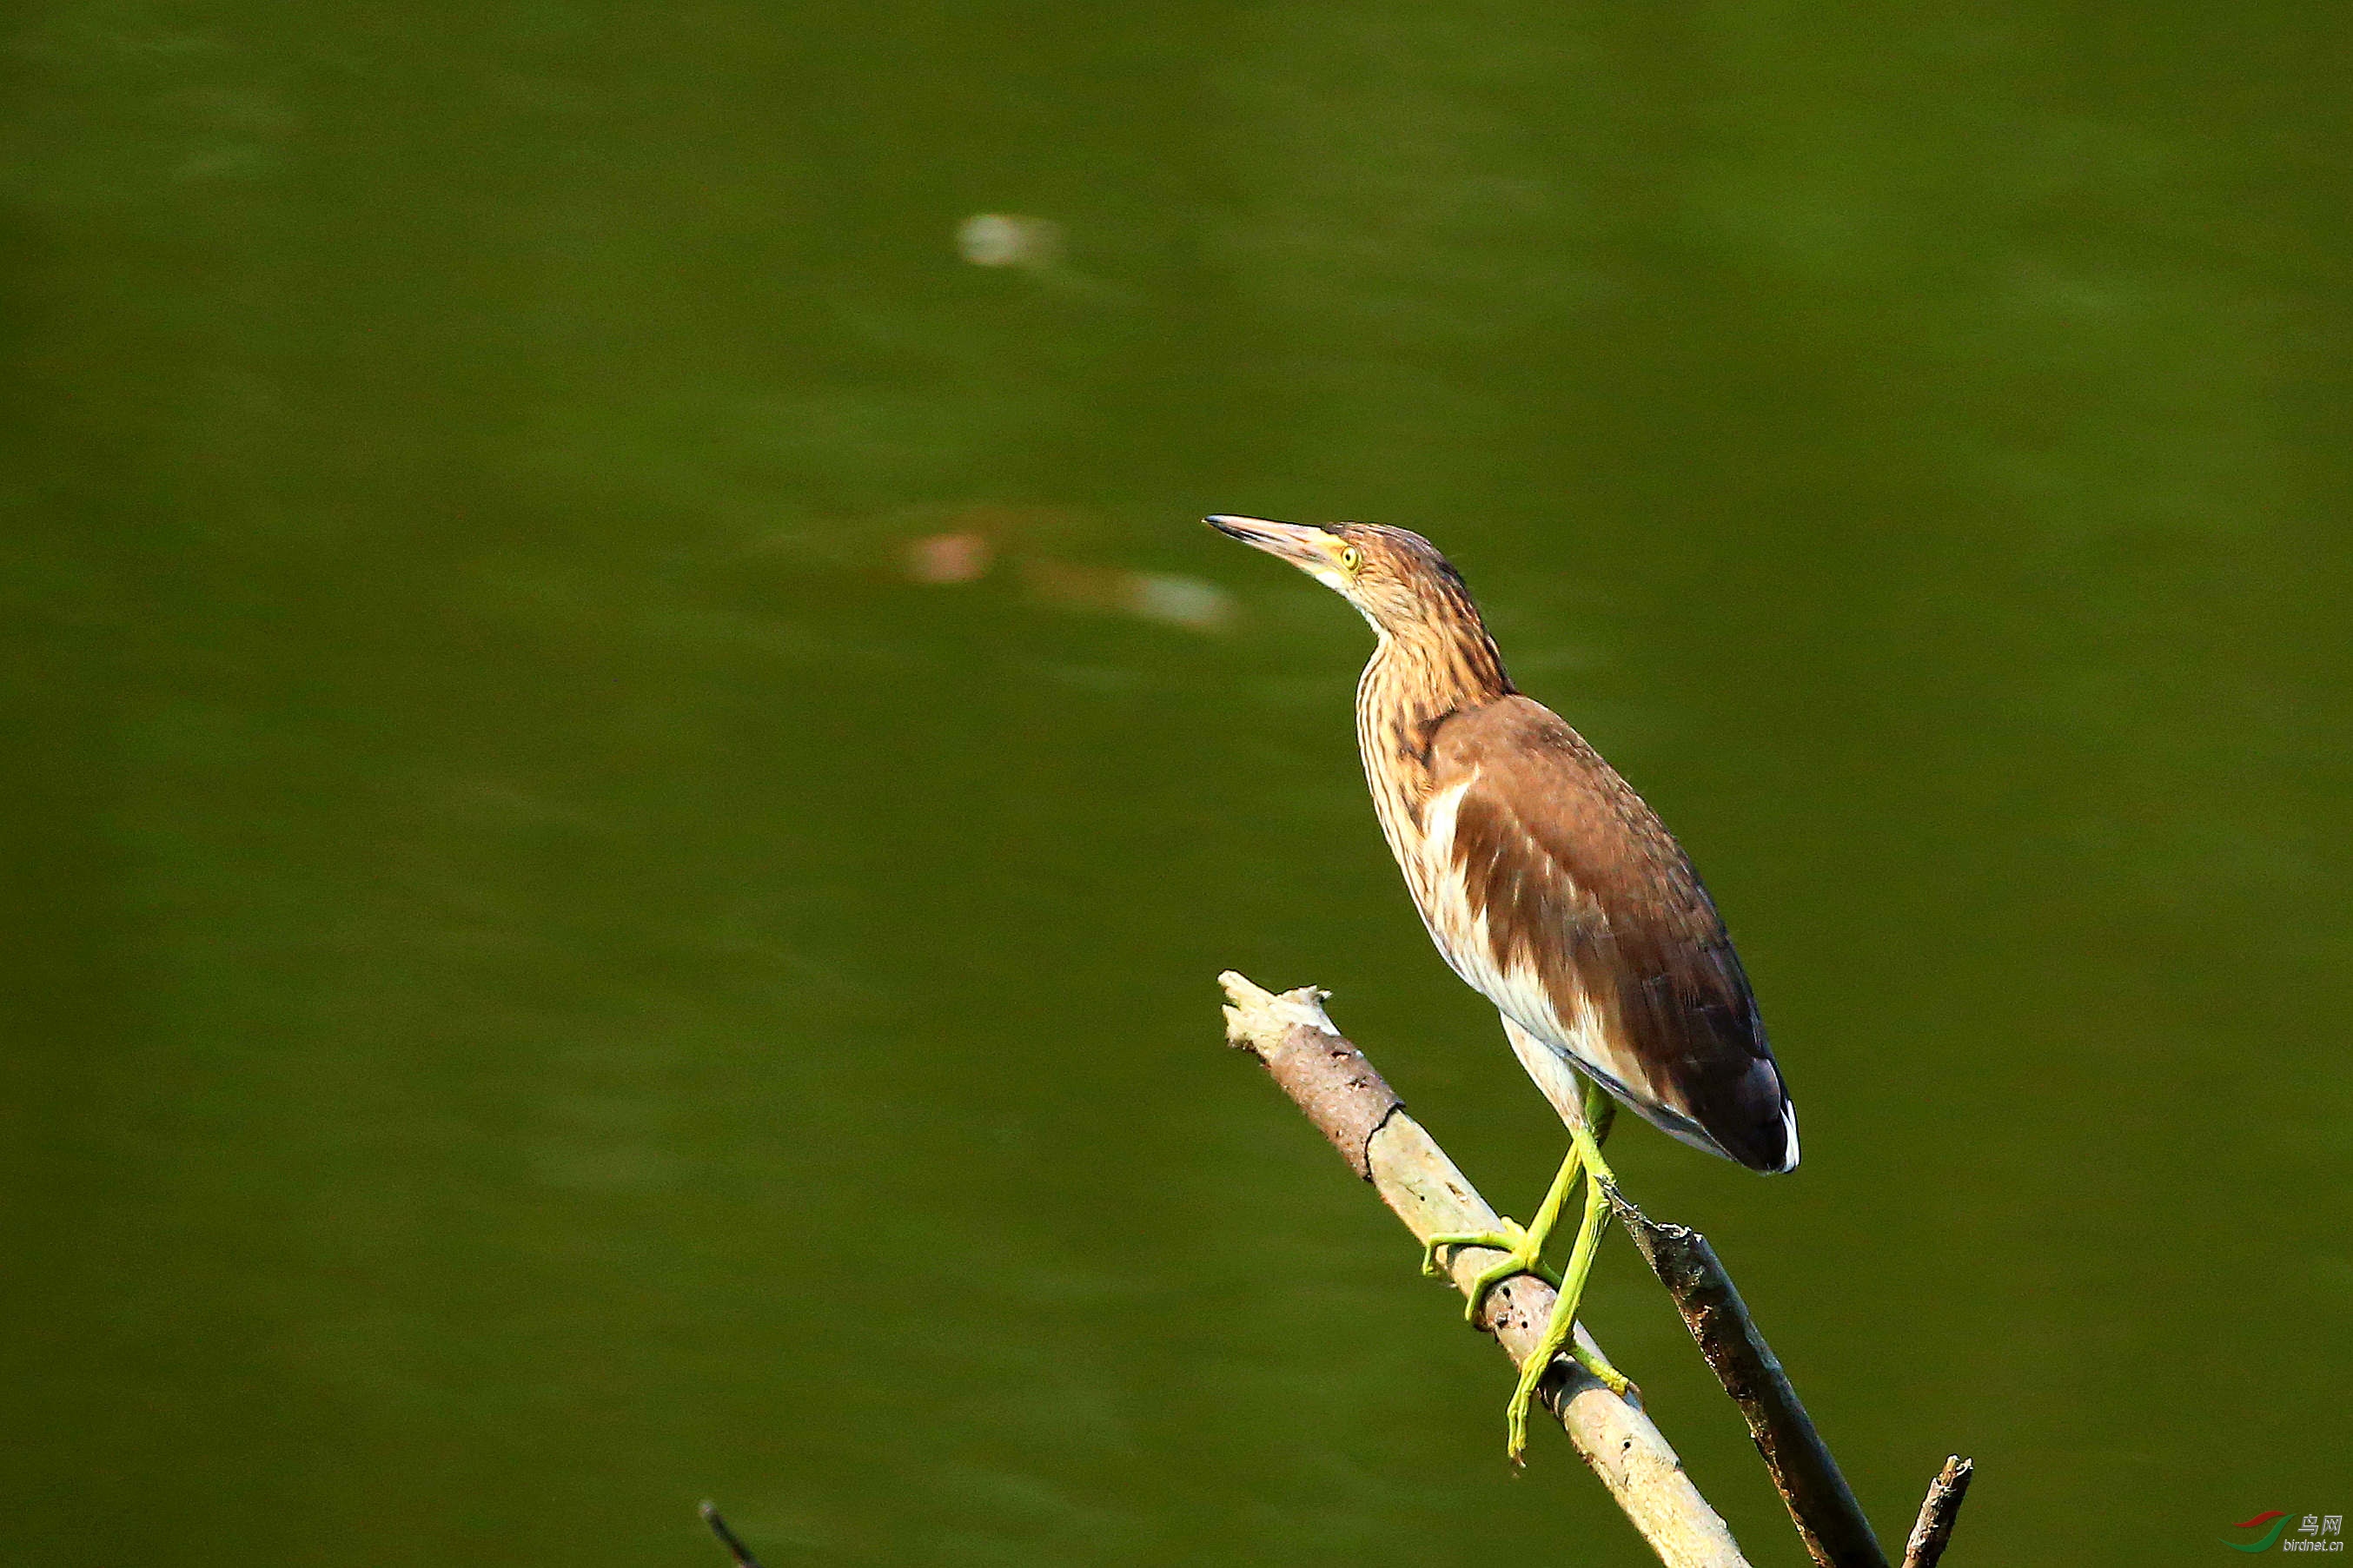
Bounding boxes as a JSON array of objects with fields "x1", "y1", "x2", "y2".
[{"x1": 1354, "y1": 618, "x2": 1512, "y2": 831}]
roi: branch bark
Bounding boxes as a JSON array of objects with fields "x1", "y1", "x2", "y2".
[
  {"x1": 1221, "y1": 971, "x2": 1749, "y2": 1568},
  {"x1": 1221, "y1": 970, "x2": 1972, "y2": 1568},
  {"x1": 1899, "y1": 1457, "x2": 1972, "y2": 1568},
  {"x1": 1608, "y1": 1201, "x2": 1886, "y2": 1567}
]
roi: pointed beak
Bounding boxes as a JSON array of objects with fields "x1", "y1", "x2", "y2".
[{"x1": 1204, "y1": 514, "x2": 1331, "y2": 570}]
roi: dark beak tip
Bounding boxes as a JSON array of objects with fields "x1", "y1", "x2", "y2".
[{"x1": 1204, "y1": 513, "x2": 1297, "y2": 541}]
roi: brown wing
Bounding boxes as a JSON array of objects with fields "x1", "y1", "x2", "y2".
[{"x1": 1428, "y1": 696, "x2": 1797, "y2": 1173}]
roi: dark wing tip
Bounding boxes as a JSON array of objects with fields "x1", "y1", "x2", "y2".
[
  {"x1": 1669, "y1": 1047, "x2": 1798, "y2": 1174},
  {"x1": 1710, "y1": 1060, "x2": 1799, "y2": 1174}
]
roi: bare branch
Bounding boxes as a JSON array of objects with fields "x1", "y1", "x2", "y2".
[
  {"x1": 1900, "y1": 1457, "x2": 1973, "y2": 1568},
  {"x1": 1609, "y1": 1201, "x2": 1886, "y2": 1568},
  {"x1": 1222, "y1": 971, "x2": 1750, "y2": 1568}
]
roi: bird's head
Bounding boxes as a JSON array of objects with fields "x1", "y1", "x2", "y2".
[{"x1": 1205, "y1": 515, "x2": 1485, "y2": 643}]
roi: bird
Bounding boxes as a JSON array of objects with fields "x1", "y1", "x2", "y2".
[{"x1": 1207, "y1": 515, "x2": 1797, "y2": 1458}]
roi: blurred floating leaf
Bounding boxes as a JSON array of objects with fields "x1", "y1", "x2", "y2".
[
  {"x1": 954, "y1": 210, "x2": 1137, "y2": 303},
  {"x1": 957, "y1": 212, "x2": 1065, "y2": 271},
  {"x1": 779, "y1": 504, "x2": 1230, "y2": 632},
  {"x1": 1021, "y1": 559, "x2": 1235, "y2": 636},
  {"x1": 1124, "y1": 572, "x2": 1236, "y2": 633},
  {"x1": 904, "y1": 532, "x2": 996, "y2": 584}
]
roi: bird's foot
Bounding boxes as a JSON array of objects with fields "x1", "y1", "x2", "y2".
[
  {"x1": 1422, "y1": 1141, "x2": 1587, "y2": 1323},
  {"x1": 1421, "y1": 1219, "x2": 1562, "y2": 1323}
]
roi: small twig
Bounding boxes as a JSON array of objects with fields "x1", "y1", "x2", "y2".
[
  {"x1": 1222, "y1": 971, "x2": 1749, "y2": 1568},
  {"x1": 1900, "y1": 1457, "x2": 1973, "y2": 1568},
  {"x1": 699, "y1": 1501, "x2": 765, "y2": 1568},
  {"x1": 1610, "y1": 1199, "x2": 1886, "y2": 1568}
]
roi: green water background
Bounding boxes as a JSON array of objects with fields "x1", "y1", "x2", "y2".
[{"x1": 4, "y1": 2, "x2": 2349, "y2": 1563}]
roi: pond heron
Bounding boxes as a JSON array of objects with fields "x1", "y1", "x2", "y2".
[{"x1": 1208, "y1": 515, "x2": 1798, "y2": 1458}]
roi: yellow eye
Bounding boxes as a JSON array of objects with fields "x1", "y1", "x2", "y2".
[{"x1": 1339, "y1": 545, "x2": 1362, "y2": 572}]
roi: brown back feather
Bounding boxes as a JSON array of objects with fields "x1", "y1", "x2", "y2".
[{"x1": 1429, "y1": 696, "x2": 1794, "y2": 1172}]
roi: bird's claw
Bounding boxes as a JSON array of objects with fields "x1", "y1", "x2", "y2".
[
  {"x1": 1419, "y1": 1220, "x2": 1561, "y2": 1321},
  {"x1": 1421, "y1": 1220, "x2": 1526, "y2": 1278}
]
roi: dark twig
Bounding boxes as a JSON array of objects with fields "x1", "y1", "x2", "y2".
[
  {"x1": 1609, "y1": 1199, "x2": 1887, "y2": 1568},
  {"x1": 1900, "y1": 1457, "x2": 1973, "y2": 1568},
  {"x1": 699, "y1": 1501, "x2": 765, "y2": 1568}
]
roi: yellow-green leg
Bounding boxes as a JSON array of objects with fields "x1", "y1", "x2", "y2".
[{"x1": 1504, "y1": 1087, "x2": 1631, "y2": 1460}]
